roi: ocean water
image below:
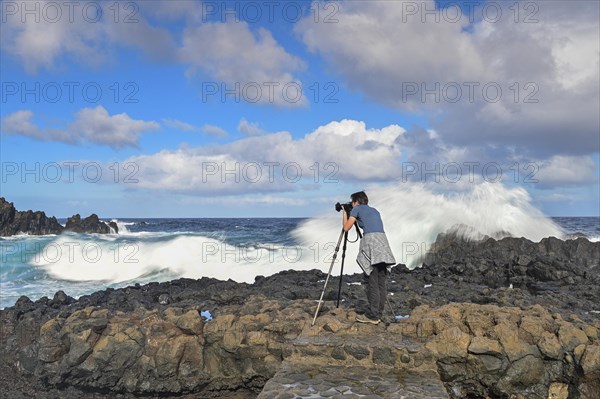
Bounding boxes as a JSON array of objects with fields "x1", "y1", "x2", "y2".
[{"x1": 1, "y1": 184, "x2": 598, "y2": 309}]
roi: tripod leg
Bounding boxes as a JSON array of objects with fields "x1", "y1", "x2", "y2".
[
  {"x1": 336, "y1": 231, "x2": 349, "y2": 308},
  {"x1": 337, "y1": 222, "x2": 362, "y2": 307},
  {"x1": 386, "y1": 296, "x2": 397, "y2": 319},
  {"x1": 312, "y1": 228, "x2": 345, "y2": 326}
]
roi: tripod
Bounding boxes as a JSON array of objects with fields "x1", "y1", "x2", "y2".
[{"x1": 312, "y1": 223, "x2": 361, "y2": 326}]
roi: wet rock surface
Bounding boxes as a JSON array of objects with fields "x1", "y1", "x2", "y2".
[{"x1": 0, "y1": 235, "x2": 598, "y2": 398}]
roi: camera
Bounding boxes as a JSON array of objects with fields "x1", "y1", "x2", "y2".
[{"x1": 335, "y1": 202, "x2": 353, "y2": 213}]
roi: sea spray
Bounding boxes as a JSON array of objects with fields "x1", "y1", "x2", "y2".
[
  {"x1": 111, "y1": 219, "x2": 132, "y2": 234},
  {"x1": 292, "y1": 182, "x2": 565, "y2": 268}
]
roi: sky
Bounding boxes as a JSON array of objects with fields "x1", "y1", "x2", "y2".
[{"x1": 0, "y1": 0, "x2": 599, "y2": 218}]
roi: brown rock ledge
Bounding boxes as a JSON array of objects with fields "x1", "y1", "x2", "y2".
[{"x1": 2, "y1": 296, "x2": 599, "y2": 399}]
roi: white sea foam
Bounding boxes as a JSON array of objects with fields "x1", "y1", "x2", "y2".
[
  {"x1": 30, "y1": 182, "x2": 566, "y2": 284},
  {"x1": 30, "y1": 234, "x2": 328, "y2": 284},
  {"x1": 111, "y1": 219, "x2": 131, "y2": 234}
]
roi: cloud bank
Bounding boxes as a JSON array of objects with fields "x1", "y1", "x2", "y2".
[
  {"x1": 296, "y1": 0, "x2": 600, "y2": 157},
  {"x1": 126, "y1": 119, "x2": 405, "y2": 194},
  {"x1": 1, "y1": 106, "x2": 159, "y2": 148}
]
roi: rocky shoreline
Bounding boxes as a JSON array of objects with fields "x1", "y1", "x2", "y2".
[
  {"x1": 1, "y1": 234, "x2": 598, "y2": 399},
  {"x1": 0, "y1": 198, "x2": 117, "y2": 236}
]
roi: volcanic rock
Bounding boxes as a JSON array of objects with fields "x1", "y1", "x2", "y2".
[
  {"x1": 2, "y1": 294, "x2": 599, "y2": 399},
  {"x1": 0, "y1": 198, "x2": 117, "y2": 236},
  {"x1": 64, "y1": 213, "x2": 117, "y2": 234},
  {"x1": 0, "y1": 197, "x2": 63, "y2": 236}
]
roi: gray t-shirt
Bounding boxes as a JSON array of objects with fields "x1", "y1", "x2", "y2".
[{"x1": 350, "y1": 204, "x2": 385, "y2": 234}]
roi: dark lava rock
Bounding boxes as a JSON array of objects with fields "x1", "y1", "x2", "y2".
[
  {"x1": 1, "y1": 198, "x2": 117, "y2": 236},
  {"x1": 0, "y1": 197, "x2": 63, "y2": 236},
  {"x1": 64, "y1": 213, "x2": 116, "y2": 234}
]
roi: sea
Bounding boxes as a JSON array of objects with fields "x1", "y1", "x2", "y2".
[{"x1": 1, "y1": 184, "x2": 599, "y2": 309}]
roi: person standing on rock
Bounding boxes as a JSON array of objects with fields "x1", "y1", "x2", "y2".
[{"x1": 342, "y1": 191, "x2": 396, "y2": 325}]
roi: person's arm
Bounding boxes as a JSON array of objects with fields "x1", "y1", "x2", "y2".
[{"x1": 342, "y1": 210, "x2": 357, "y2": 232}]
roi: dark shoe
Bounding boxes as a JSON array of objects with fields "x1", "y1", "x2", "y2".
[{"x1": 356, "y1": 315, "x2": 380, "y2": 325}]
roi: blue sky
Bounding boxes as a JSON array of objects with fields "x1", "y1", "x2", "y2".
[{"x1": 1, "y1": 0, "x2": 599, "y2": 218}]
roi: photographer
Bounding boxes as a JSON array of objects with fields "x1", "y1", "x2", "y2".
[{"x1": 342, "y1": 191, "x2": 396, "y2": 325}]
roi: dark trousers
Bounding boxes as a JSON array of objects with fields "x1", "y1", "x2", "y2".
[{"x1": 365, "y1": 263, "x2": 387, "y2": 319}]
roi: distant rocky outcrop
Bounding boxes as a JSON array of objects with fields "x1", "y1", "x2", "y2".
[
  {"x1": 0, "y1": 197, "x2": 63, "y2": 236},
  {"x1": 0, "y1": 198, "x2": 117, "y2": 236},
  {"x1": 64, "y1": 214, "x2": 118, "y2": 234}
]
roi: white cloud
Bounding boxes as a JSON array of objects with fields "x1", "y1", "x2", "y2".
[
  {"x1": 297, "y1": 1, "x2": 486, "y2": 107},
  {"x1": 1, "y1": 110, "x2": 45, "y2": 139},
  {"x1": 0, "y1": 1, "x2": 211, "y2": 72},
  {"x1": 126, "y1": 119, "x2": 406, "y2": 194},
  {"x1": 0, "y1": 0, "x2": 185, "y2": 72},
  {"x1": 106, "y1": 15, "x2": 178, "y2": 62},
  {"x1": 70, "y1": 107, "x2": 160, "y2": 148},
  {"x1": 534, "y1": 155, "x2": 599, "y2": 189},
  {"x1": 163, "y1": 120, "x2": 229, "y2": 138},
  {"x1": 201, "y1": 124, "x2": 229, "y2": 138},
  {"x1": 1, "y1": 107, "x2": 159, "y2": 148},
  {"x1": 238, "y1": 118, "x2": 265, "y2": 136},
  {"x1": 163, "y1": 119, "x2": 200, "y2": 132},
  {"x1": 180, "y1": 21, "x2": 306, "y2": 107},
  {"x1": 1, "y1": 109, "x2": 75, "y2": 143},
  {"x1": 296, "y1": 0, "x2": 600, "y2": 157},
  {"x1": 1, "y1": 1, "x2": 304, "y2": 107},
  {"x1": 0, "y1": 1, "x2": 113, "y2": 73}
]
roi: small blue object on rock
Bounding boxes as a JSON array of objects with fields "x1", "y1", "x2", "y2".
[{"x1": 201, "y1": 310, "x2": 212, "y2": 321}]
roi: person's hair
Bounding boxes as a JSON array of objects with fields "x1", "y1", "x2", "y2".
[{"x1": 351, "y1": 191, "x2": 369, "y2": 205}]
